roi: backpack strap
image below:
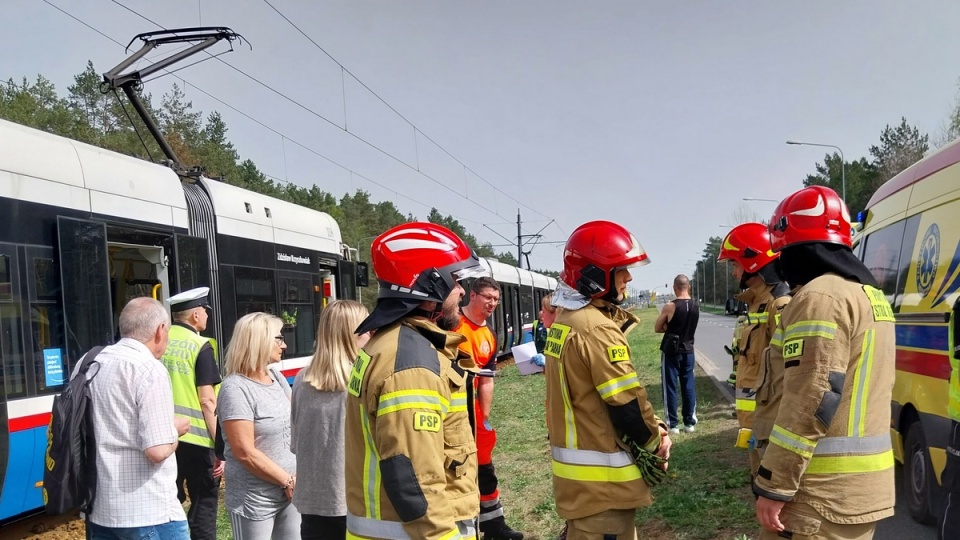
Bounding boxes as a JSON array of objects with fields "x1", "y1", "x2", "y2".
[{"x1": 75, "y1": 346, "x2": 105, "y2": 382}]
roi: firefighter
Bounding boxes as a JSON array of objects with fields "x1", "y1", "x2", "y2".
[
  {"x1": 545, "y1": 220, "x2": 671, "y2": 540},
  {"x1": 754, "y1": 186, "x2": 895, "y2": 539},
  {"x1": 344, "y1": 222, "x2": 488, "y2": 540},
  {"x1": 939, "y1": 297, "x2": 960, "y2": 539},
  {"x1": 717, "y1": 223, "x2": 791, "y2": 477}
]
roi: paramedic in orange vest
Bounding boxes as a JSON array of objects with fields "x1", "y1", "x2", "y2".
[
  {"x1": 457, "y1": 276, "x2": 525, "y2": 540},
  {"x1": 545, "y1": 220, "x2": 671, "y2": 539}
]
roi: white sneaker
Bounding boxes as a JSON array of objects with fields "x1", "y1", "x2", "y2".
[
  {"x1": 668, "y1": 427, "x2": 680, "y2": 434},
  {"x1": 681, "y1": 425, "x2": 696, "y2": 433}
]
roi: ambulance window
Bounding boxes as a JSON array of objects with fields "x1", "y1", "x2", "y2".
[
  {"x1": 861, "y1": 221, "x2": 907, "y2": 298},
  {"x1": 893, "y1": 215, "x2": 921, "y2": 310}
]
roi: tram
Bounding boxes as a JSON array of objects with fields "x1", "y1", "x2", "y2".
[{"x1": 0, "y1": 118, "x2": 359, "y2": 521}]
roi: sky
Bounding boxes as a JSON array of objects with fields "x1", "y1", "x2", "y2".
[{"x1": 7, "y1": 1, "x2": 960, "y2": 293}]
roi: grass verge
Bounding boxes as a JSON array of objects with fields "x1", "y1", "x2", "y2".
[{"x1": 494, "y1": 307, "x2": 757, "y2": 540}]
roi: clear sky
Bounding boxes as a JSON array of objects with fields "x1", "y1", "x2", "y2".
[{"x1": 7, "y1": 1, "x2": 960, "y2": 292}]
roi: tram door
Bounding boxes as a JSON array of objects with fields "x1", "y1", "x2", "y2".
[
  {"x1": 107, "y1": 242, "x2": 170, "y2": 334},
  {"x1": 57, "y1": 217, "x2": 114, "y2": 367}
]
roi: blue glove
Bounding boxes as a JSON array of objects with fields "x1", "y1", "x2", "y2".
[
  {"x1": 748, "y1": 434, "x2": 756, "y2": 452},
  {"x1": 531, "y1": 353, "x2": 546, "y2": 367},
  {"x1": 483, "y1": 420, "x2": 492, "y2": 432}
]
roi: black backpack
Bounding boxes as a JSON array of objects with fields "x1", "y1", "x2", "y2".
[{"x1": 43, "y1": 346, "x2": 104, "y2": 515}]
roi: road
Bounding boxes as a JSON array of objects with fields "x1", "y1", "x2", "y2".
[{"x1": 691, "y1": 310, "x2": 938, "y2": 539}]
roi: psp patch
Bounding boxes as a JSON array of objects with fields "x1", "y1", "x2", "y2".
[
  {"x1": 414, "y1": 411, "x2": 441, "y2": 432},
  {"x1": 783, "y1": 339, "x2": 804, "y2": 359},
  {"x1": 607, "y1": 345, "x2": 630, "y2": 363},
  {"x1": 347, "y1": 350, "x2": 372, "y2": 397}
]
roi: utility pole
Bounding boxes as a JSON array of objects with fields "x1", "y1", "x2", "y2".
[{"x1": 517, "y1": 209, "x2": 523, "y2": 269}]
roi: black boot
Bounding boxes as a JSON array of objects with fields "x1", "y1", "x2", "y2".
[{"x1": 482, "y1": 520, "x2": 524, "y2": 540}]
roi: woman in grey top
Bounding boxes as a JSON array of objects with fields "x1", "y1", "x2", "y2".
[
  {"x1": 291, "y1": 300, "x2": 370, "y2": 540},
  {"x1": 220, "y1": 312, "x2": 300, "y2": 539}
]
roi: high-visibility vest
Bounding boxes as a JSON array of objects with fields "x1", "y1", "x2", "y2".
[{"x1": 161, "y1": 324, "x2": 217, "y2": 448}]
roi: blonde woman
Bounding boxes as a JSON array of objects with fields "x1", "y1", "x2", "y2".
[
  {"x1": 291, "y1": 300, "x2": 370, "y2": 540},
  {"x1": 219, "y1": 312, "x2": 300, "y2": 539}
]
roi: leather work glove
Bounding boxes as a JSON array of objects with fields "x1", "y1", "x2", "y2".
[
  {"x1": 620, "y1": 433, "x2": 668, "y2": 487},
  {"x1": 531, "y1": 353, "x2": 546, "y2": 367}
]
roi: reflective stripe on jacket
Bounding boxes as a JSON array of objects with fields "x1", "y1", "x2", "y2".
[
  {"x1": 734, "y1": 282, "x2": 789, "y2": 424},
  {"x1": 161, "y1": 324, "x2": 216, "y2": 448},
  {"x1": 345, "y1": 318, "x2": 479, "y2": 540},
  {"x1": 753, "y1": 273, "x2": 895, "y2": 524},
  {"x1": 544, "y1": 300, "x2": 661, "y2": 520}
]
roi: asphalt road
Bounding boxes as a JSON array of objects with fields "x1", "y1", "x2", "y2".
[{"x1": 690, "y1": 310, "x2": 937, "y2": 539}]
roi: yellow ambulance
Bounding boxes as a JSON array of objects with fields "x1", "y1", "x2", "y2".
[{"x1": 854, "y1": 138, "x2": 960, "y2": 524}]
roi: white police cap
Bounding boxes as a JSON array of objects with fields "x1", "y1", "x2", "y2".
[{"x1": 167, "y1": 286, "x2": 211, "y2": 312}]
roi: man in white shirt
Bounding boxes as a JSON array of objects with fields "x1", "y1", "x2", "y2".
[{"x1": 83, "y1": 297, "x2": 191, "y2": 540}]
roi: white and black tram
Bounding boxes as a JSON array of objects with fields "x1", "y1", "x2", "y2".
[{"x1": 0, "y1": 118, "x2": 360, "y2": 521}]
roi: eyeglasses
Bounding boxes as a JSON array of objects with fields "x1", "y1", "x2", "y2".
[
  {"x1": 274, "y1": 335, "x2": 286, "y2": 344},
  {"x1": 476, "y1": 292, "x2": 500, "y2": 305}
]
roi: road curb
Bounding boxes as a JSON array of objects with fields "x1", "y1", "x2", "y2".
[{"x1": 694, "y1": 347, "x2": 734, "y2": 404}]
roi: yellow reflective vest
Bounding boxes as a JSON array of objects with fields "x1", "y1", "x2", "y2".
[
  {"x1": 544, "y1": 300, "x2": 663, "y2": 520},
  {"x1": 344, "y1": 317, "x2": 478, "y2": 540},
  {"x1": 161, "y1": 324, "x2": 216, "y2": 448},
  {"x1": 753, "y1": 273, "x2": 895, "y2": 523}
]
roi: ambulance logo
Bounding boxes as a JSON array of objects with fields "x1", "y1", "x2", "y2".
[{"x1": 917, "y1": 223, "x2": 940, "y2": 298}]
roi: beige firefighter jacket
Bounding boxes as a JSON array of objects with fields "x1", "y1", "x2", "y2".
[
  {"x1": 544, "y1": 299, "x2": 663, "y2": 520},
  {"x1": 344, "y1": 317, "x2": 479, "y2": 540},
  {"x1": 752, "y1": 273, "x2": 896, "y2": 524},
  {"x1": 734, "y1": 280, "x2": 790, "y2": 427}
]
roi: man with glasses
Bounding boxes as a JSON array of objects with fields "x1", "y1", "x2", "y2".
[
  {"x1": 162, "y1": 287, "x2": 224, "y2": 540},
  {"x1": 458, "y1": 277, "x2": 524, "y2": 540}
]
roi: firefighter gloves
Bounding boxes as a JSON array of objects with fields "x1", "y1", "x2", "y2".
[{"x1": 620, "y1": 434, "x2": 668, "y2": 487}]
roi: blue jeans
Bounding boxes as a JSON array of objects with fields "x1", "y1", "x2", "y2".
[
  {"x1": 662, "y1": 351, "x2": 697, "y2": 429},
  {"x1": 88, "y1": 520, "x2": 190, "y2": 540}
]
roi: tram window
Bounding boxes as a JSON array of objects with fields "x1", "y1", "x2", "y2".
[
  {"x1": 32, "y1": 257, "x2": 59, "y2": 301},
  {"x1": 0, "y1": 255, "x2": 11, "y2": 301},
  {"x1": 29, "y1": 250, "x2": 66, "y2": 393},
  {"x1": 520, "y1": 290, "x2": 534, "y2": 326},
  {"x1": 234, "y1": 267, "x2": 277, "y2": 316},
  {"x1": 280, "y1": 274, "x2": 315, "y2": 358},
  {"x1": 1, "y1": 304, "x2": 26, "y2": 399}
]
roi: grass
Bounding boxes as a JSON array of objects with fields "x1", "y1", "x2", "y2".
[{"x1": 213, "y1": 307, "x2": 758, "y2": 540}]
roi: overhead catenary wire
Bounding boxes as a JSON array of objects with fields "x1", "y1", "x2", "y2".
[
  {"x1": 42, "y1": 0, "x2": 499, "y2": 228},
  {"x1": 108, "y1": 0, "x2": 543, "y2": 232},
  {"x1": 260, "y1": 0, "x2": 554, "y2": 225}
]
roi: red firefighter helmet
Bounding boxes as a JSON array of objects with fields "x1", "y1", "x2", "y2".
[
  {"x1": 370, "y1": 222, "x2": 487, "y2": 303},
  {"x1": 561, "y1": 220, "x2": 649, "y2": 299},
  {"x1": 717, "y1": 222, "x2": 779, "y2": 273},
  {"x1": 769, "y1": 186, "x2": 852, "y2": 252}
]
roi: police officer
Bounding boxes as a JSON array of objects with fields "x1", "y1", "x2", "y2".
[
  {"x1": 345, "y1": 222, "x2": 488, "y2": 540},
  {"x1": 545, "y1": 220, "x2": 671, "y2": 540},
  {"x1": 939, "y1": 297, "x2": 960, "y2": 539},
  {"x1": 754, "y1": 186, "x2": 895, "y2": 539},
  {"x1": 161, "y1": 286, "x2": 223, "y2": 540},
  {"x1": 717, "y1": 223, "x2": 791, "y2": 477}
]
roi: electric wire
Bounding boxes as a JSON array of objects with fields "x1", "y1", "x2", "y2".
[
  {"x1": 260, "y1": 0, "x2": 554, "y2": 224},
  {"x1": 43, "y1": 0, "x2": 488, "y2": 227},
  {"x1": 108, "y1": 0, "x2": 517, "y2": 227}
]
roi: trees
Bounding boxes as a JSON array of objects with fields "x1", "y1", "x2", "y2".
[{"x1": 869, "y1": 117, "x2": 928, "y2": 186}]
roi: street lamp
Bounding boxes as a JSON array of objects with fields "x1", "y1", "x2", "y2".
[{"x1": 786, "y1": 140, "x2": 846, "y2": 201}]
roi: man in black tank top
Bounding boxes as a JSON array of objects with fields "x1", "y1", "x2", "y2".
[{"x1": 654, "y1": 275, "x2": 700, "y2": 433}]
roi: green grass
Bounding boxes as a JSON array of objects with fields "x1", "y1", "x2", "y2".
[{"x1": 213, "y1": 307, "x2": 758, "y2": 540}]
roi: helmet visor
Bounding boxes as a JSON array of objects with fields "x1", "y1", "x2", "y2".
[{"x1": 452, "y1": 264, "x2": 489, "y2": 282}]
